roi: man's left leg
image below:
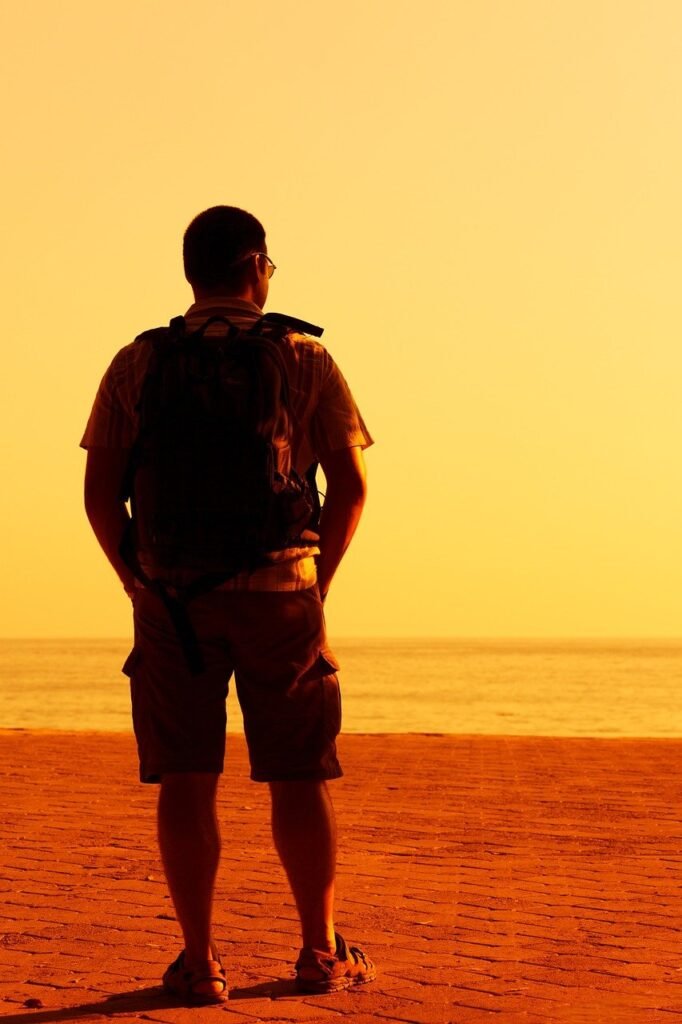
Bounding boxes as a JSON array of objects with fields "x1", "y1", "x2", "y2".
[
  {"x1": 126, "y1": 590, "x2": 230, "y2": 1001},
  {"x1": 158, "y1": 771, "x2": 226, "y2": 999}
]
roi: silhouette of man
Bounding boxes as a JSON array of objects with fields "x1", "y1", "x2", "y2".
[{"x1": 82, "y1": 206, "x2": 375, "y2": 1002}]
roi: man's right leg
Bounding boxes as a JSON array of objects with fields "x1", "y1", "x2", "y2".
[
  {"x1": 269, "y1": 779, "x2": 337, "y2": 954},
  {"x1": 158, "y1": 771, "x2": 224, "y2": 996},
  {"x1": 228, "y1": 587, "x2": 375, "y2": 989},
  {"x1": 269, "y1": 776, "x2": 376, "y2": 993}
]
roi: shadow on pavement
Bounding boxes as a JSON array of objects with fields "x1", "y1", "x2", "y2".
[
  {"x1": 229, "y1": 978, "x2": 297, "y2": 998},
  {"x1": 0, "y1": 978, "x2": 300, "y2": 1023},
  {"x1": 0, "y1": 988, "x2": 168, "y2": 1023}
]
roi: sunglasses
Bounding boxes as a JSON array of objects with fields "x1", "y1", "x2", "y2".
[
  {"x1": 254, "y1": 252, "x2": 277, "y2": 278},
  {"x1": 228, "y1": 251, "x2": 276, "y2": 278}
]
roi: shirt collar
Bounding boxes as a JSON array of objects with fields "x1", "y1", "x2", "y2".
[{"x1": 184, "y1": 296, "x2": 263, "y2": 320}]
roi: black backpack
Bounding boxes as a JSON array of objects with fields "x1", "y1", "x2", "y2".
[{"x1": 119, "y1": 311, "x2": 324, "y2": 671}]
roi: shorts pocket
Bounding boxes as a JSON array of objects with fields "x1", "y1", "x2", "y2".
[
  {"x1": 301, "y1": 647, "x2": 342, "y2": 741},
  {"x1": 299, "y1": 646, "x2": 340, "y2": 682},
  {"x1": 122, "y1": 647, "x2": 142, "y2": 677},
  {"x1": 321, "y1": 665, "x2": 342, "y2": 741}
]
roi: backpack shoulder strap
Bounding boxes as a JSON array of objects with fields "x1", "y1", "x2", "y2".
[
  {"x1": 133, "y1": 315, "x2": 187, "y2": 348},
  {"x1": 250, "y1": 312, "x2": 324, "y2": 338}
]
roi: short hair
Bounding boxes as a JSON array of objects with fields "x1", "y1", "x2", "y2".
[{"x1": 183, "y1": 206, "x2": 266, "y2": 290}]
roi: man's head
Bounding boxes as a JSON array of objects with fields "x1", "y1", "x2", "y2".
[{"x1": 183, "y1": 206, "x2": 275, "y2": 307}]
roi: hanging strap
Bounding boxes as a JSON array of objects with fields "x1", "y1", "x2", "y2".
[
  {"x1": 305, "y1": 462, "x2": 322, "y2": 533},
  {"x1": 119, "y1": 520, "x2": 234, "y2": 674}
]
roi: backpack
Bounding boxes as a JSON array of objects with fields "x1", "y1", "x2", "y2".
[{"x1": 119, "y1": 311, "x2": 324, "y2": 671}]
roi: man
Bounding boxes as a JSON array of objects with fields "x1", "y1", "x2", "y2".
[{"x1": 81, "y1": 206, "x2": 375, "y2": 1003}]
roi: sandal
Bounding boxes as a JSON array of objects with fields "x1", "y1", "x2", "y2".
[
  {"x1": 295, "y1": 931, "x2": 376, "y2": 994},
  {"x1": 162, "y1": 949, "x2": 228, "y2": 1004}
]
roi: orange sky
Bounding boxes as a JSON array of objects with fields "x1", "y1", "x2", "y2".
[{"x1": 2, "y1": 1, "x2": 681, "y2": 637}]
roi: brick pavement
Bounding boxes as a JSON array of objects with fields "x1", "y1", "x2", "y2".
[{"x1": 0, "y1": 731, "x2": 681, "y2": 1024}]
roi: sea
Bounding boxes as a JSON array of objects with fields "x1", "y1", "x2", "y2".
[{"x1": 1, "y1": 637, "x2": 681, "y2": 737}]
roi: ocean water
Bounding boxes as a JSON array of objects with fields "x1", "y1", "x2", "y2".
[{"x1": 1, "y1": 638, "x2": 681, "y2": 737}]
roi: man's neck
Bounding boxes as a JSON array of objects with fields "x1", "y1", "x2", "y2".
[
  {"x1": 190, "y1": 295, "x2": 261, "y2": 310},
  {"x1": 192, "y1": 285, "x2": 258, "y2": 305}
]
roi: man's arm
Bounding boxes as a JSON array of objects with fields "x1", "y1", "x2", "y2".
[
  {"x1": 316, "y1": 445, "x2": 367, "y2": 600},
  {"x1": 84, "y1": 447, "x2": 136, "y2": 597}
]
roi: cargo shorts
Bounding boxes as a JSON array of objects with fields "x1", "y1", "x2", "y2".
[{"x1": 122, "y1": 583, "x2": 342, "y2": 784}]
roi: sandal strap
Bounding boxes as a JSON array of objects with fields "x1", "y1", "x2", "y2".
[
  {"x1": 295, "y1": 933, "x2": 372, "y2": 976},
  {"x1": 186, "y1": 972, "x2": 227, "y2": 990},
  {"x1": 295, "y1": 949, "x2": 336, "y2": 976},
  {"x1": 184, "y1": 959, "x2": 226, "y2": 983},
  {"x1": 168, "y1": 951, "x2": 227, "y2": 990},
  {"x1": 349, "y1": 945, "x2": 369, "y2": 967},
  {"x1": 167, "y1": 951, "x2": 186, "y2": 974}
]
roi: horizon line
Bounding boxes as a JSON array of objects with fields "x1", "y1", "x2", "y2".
[{"x1": 3, "y1": 634, "x2": 682, "y2": 643}]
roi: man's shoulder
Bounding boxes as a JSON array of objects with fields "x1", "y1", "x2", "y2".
[
  {"x1": 101, "y1": 336, "x2": 155, "y2": 395},
  {"x1": 286, "y1": 329, "x2": 326, "y2": 349},
  {"x1": 284, "y1": 330, "x2": 331, "y2": 366},
  {"x1": 114, "y1": 327, "x2": 164, "y2": 363}
]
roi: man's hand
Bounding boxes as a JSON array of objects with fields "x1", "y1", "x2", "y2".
[
  {"x1": 316, "y1": 446, "x2": 367, "y2": 600},
  {"x1": 84, "y1": 447, "x2": 136, "y2": 594}
]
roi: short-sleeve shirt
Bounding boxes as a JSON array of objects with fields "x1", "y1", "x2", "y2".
[{"x1": 81, "y1": 297, "x2": 374, "y2": 591}]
